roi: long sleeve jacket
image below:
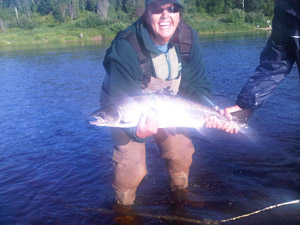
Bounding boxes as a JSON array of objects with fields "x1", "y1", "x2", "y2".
[
  {"x1": 236, "y1": 0, "x2": 300, "y2": 110},
  {"x1": 102, "y1": 17, "x2": 211, "y2": 105}
]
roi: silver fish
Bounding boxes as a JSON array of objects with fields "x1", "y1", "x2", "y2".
[{"x1": 90, "y1": 93, "x2": 247, "y2": 130}]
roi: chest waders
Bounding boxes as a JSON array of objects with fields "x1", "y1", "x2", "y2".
[{"x1": 110, "y1": 24, "x2": 195, "y2": 205}]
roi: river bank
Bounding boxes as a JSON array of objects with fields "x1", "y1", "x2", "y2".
[{"x1": 0, "y1": 21, "x2": 271, "y2": 47}]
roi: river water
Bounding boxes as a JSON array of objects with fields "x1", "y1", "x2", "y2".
[{"x1": 0, "y1": 32, "x2": 299, "y2": 225}]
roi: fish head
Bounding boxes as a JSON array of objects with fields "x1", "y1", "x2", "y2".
[{"x1": 90, "y1": 104, "x2": 121, "y2": 127}]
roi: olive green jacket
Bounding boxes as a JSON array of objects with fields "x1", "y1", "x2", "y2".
[{"x1": 102, "y1": 17, "x2": 211, "y2": 105}]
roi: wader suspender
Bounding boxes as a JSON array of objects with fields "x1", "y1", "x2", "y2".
[
  {"x1": 172, "y1": 22, "x2": 193, "y2": 66},
  {"x1": 119, "y1": 22, "x2": 193, "y2": 88},
  {"x1": 120, "y1": 30, "x2": 153, "y2": 88}
]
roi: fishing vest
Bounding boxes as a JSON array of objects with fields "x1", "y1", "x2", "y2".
[{"x1": 118, "y1": 22, "x2": 193, "y2": 89}]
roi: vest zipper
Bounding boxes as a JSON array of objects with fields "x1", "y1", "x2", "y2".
[{"x1": 165, "y1": 52, "x2": 171, "y2": 80}]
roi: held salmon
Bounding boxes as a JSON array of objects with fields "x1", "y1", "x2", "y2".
[{"x1": 90, "y1": 93, "x2": 248, "y2": 130}]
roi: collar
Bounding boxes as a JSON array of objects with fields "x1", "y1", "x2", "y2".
[{"x1": 277, "y1": 0, "x2": 300, "y2": 20}]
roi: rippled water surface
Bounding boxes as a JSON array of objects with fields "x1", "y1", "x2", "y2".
[{"x1": 0, "y1": 32, "x2": 299, "y2": 225}]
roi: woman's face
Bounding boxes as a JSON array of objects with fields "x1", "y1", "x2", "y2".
[{"x1": 145, "y1": 3, "x2": 181, "y2": 45}]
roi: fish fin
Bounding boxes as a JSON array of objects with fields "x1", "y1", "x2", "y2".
[{"x1": 90, "y1": 120, "x2": 100, "y2": 126}]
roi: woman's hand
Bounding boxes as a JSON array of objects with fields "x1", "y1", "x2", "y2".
[
  {"x1": 205, "y1": 105, "x2": 242, "y2": 134},
  {"x1": 136, "y1": 109, "x2": 159, "y2": 138}
]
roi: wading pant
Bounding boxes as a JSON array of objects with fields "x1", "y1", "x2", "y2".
[{"x1": 110, "y1": 127, "x2": 195, "y2": 205}]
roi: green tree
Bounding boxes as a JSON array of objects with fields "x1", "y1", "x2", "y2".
[
  {"x1": 182, "y1": 0, "x2": 198, "y2": 14},
  {"x1": 123, "y1": 0, "x2": 144, "y2": 19},
  {"x1": 85, "y1": 0, "x2": 97, "y2": 12},
  {"x1": 261, "y1": 0, "x2": 274, "y2": 16},
  {"x1": 97, "y1": 0, "x2": 110, "y2": 19},
  {"x1": 69, "y1": 0, "x2": 80, "y2": 20},
  {"x1": 224, "y1": 0, "x2": 238, "y2": 11},
  {"x1": 53, "y1": 0, "x2": 69, "y2": 22},
  {"x1": 223, "y1": 8, "x2": 245, "y2": 24},
  {"x1": 79, "y1": 0, "x2": 87, "y2": 11},
  {"x1": 196, "y1": 0, "x2": 226, "y2": 15},
  {"x1": 37, "y1": 0, "x2": 54, "y2": 15},
  {"x1": 245, "y1": 0, "x2": 275, "y2": 16}
]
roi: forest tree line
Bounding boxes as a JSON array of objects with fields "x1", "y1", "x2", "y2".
[{"x1": 0, "y1": 0, "x2": 275, "y2": 35}]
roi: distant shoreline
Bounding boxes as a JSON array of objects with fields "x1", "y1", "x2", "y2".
[{"x1": 0, "y1": 27, "x2": 272, "y2": 48}]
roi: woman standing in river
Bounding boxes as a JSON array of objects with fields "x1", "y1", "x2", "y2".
[{"x1": 100, "y1": 0, "x2": 233, "y2": 205}]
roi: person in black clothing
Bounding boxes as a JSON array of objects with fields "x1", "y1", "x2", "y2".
[{"x1": 219, "y1": 0, "x2": 300, "y2": 133}]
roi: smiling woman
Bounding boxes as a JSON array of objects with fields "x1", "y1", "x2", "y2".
[
  {"x1": 98, "y1": 0, "x2": 237, "y2": 206},
  {"x1": 144, "y1": 3, "x2": 181, "y2": 44}
]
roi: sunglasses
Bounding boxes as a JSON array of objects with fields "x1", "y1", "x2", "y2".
[{"x1": 150, "y1": 5, "x2": 181, "y2": 14}]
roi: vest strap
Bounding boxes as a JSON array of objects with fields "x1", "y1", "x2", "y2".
[
  {"x1": 118, "y1": 22, "x2": 193, "y2": 88},
  {"x1": 173, "y1": 22, "x2": 193, "y2": 66},
  {"x1": 119, "y1": 30, "x2": 152, "y2": 88}
]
